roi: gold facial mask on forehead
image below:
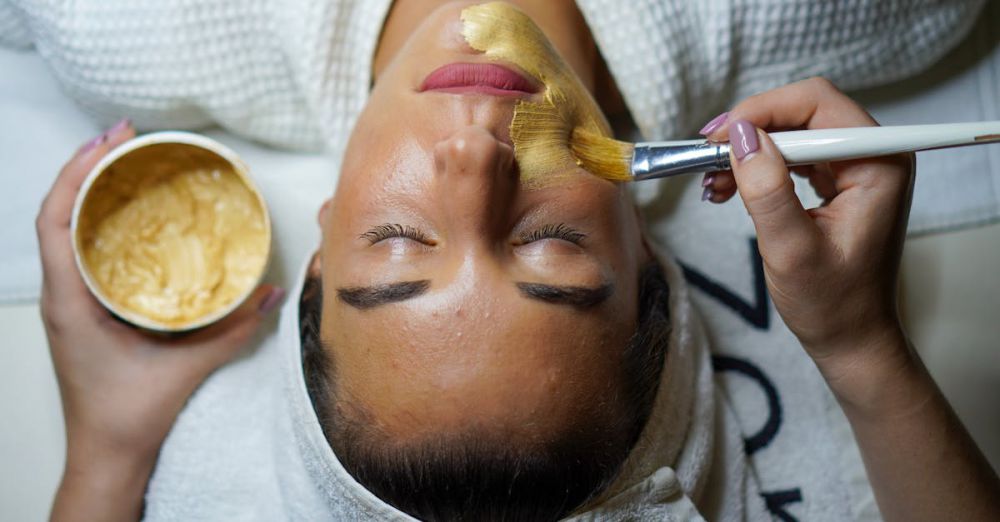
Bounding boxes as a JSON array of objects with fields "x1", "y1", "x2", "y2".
[{"x1": 461, "y1": 2, "x2": 613, "y2": 187}]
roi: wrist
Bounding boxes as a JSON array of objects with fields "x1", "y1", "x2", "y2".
[
  {"x1": 64, "y1": 412, "x2": 168, "y2": 462},
  {"x1": 53, "y1": 442, "x2": 156, "y2": 522},
  {"x1": 809, "y1": 326, "x2": 930, "y2": 418},
  {"x1": 63, "y1": 443, "x2": 156, "y2": 491},
  {"x1": 62, "y1": 429, "x2": 159, "y2": 491}
]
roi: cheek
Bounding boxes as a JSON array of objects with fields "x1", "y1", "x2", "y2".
[
  {"x1": 566, "y1": 181, "x2": 641, "y2": 245},
  {"x1": 592, "y1": 185, "x2": 643, "y2": 264},
  {"x1": 317, "y1": 199, "x2": 332, "y2": 226},
  {"x1": 338, "y1": 101, "x2": 436, "y2": 196}
]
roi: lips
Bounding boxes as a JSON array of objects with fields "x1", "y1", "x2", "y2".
[{"x1": 420, "y1": 63, "x2": 538, "y2": 96}]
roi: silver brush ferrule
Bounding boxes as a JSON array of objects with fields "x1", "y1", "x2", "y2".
[{"x1": 631, "y1": 140, "x2": 732, "y2": 181}]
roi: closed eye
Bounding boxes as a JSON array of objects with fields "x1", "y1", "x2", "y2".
[
  {"x1": 517, "y1": 223, "x2": 587, "y2": 245},
  {"x1": 360, "y1": 223, "x2": 435, "y2": 245}
]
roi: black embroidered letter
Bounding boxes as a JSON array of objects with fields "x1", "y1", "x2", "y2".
[{"x1": 680, "y1": 237, "x2": 769, "y2": 329}]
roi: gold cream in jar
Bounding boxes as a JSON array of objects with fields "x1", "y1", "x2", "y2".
[{"x1": 71, "y1": 132, "x2": 271, "y2": 332}]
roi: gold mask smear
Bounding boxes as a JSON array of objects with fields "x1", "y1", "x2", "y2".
[
  {"x1": 76, "y1": 144, "x2": 269, "y2": 329},
  {"x1": 461, "y1": 2, "x2": 613, "y2": 188}
]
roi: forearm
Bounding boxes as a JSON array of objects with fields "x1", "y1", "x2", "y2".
[
  {"x1": 50, "y1": 437, "x2": 156, "y2": 522},
  {"x1": 818, "y1": 332, "x2": 1000, "y2": 522}
]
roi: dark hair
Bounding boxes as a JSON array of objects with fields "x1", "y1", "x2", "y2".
[{"x1": 300, "y1": 262, "x2": 670, "y2": 522}]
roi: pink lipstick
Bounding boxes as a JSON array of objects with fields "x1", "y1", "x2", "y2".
[{"x1": 420, "y1": 63, "x2": 538, "y2": 96}]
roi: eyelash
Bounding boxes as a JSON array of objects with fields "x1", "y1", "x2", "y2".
[
  {"x1": 519, "y1": 223, "x2": 587, "y2": 245},
  {"x1": 360, "y1": 223, "x2": 586, "y2": 245},
  {"x1": 360, "y1": 224, "x2": 431, "y2": 244}
]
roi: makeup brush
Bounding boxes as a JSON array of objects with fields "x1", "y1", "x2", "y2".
[{"x1": 570, "y1": 121, "x2": 1000, "y2": 182}]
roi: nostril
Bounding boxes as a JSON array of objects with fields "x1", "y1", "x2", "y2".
[
  {"x1": 435, "y1": 126, "x2": 517, "y2": 181},
  {"x1": 497, "y1": 141, "x2": 515, "y2": 173}
]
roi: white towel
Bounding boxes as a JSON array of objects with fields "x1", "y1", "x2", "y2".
[
  {"x1": 1, "y1": 0, "x2": 995, "y2": 302},
  {"x1": 851, "y1": 0, "x2": 1000, "y2": 234}
]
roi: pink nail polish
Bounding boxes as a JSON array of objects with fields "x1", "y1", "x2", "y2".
[
  {"x1": 109, "y1": 118, "x2": 131, "y2": 135},
  {"x1": 79, "y1": 134, "x2": 107, "y2": 154},
  {"x1": 258, "y1": 287, "x2": 287, "y2": 315},
  {"x1": 702, "y1": 174, "x2": 715, "y2": 188},
  {"x1": 731, "y1": 119, "x2": 759, "y2": 160},
  {"x1": 701, "y1": 187, "x2": 714, "y2": 202},
  {"x1": 699, "y1": 112, "x2": 729, "y2": 136}
]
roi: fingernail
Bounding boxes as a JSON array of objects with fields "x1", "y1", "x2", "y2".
[
  {"x1": 258, "y1": 287, "x2": 287, "y2": 315},
  {"x1": 699, "y1": 112, "x2": 729, "y2": 136},
  {"x1": 79, "y1": 133, "x2": 107, "y2": 154},
  {"x1": 731, "y1": 119, "x2": 759, "y2": 161},
  {"x1": 701, "y1": 174, "x2": 715, "y2": 188},
  {"x1": 701, "y1": 187, "x2": 714, "y2": 202},
  {"x1": 108, "y1": 118, "x2": 131, "y2": 136}
]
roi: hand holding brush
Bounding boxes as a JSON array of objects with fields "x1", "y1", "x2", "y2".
[{"x1": 639, "y1": 77, "x2": 1000, "y2": 522}]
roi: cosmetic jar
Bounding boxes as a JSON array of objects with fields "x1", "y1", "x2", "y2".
[{"x1": 71, "y1": 132, "x2": 271, "y2": 332}]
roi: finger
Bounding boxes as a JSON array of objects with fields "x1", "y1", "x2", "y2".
[
  {"x1": 824, "y1": 154, "x2": 915, "y2": 252},
  {"x1": 37, "y1": 120, "x2": 136, "y2": 302},
  {"x1": 701, "y1": 170, "x2": 737, "y2": 203},
  {"x1": 712, "y1": 184, "x2": 738, "y2": 203},
  {"x1": 830, "y1": 152, "x2": 915, "y2": 197},
  {"x1": 105, "y1": 119, "x2": 136, "y2": 149},
  {"x1": 38, "y1": 119, "x2": 134, "y2": 233},
  {"x1": 703, "y1": 77, "x2": 876, "y2": 143},
  {"x1": 729, "y1": 119, "x2": 820, "y2": 255},
  {"x1": 170, "y1": 286, "x2": 287, "y2": 371},
  {"x1": 791, "y1": 165, "x2": 839, "y2": 202}
]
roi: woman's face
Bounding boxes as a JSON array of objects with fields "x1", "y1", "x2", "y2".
[{"x1": 319, "y1": 1, "x2": 649, "y2": 443}]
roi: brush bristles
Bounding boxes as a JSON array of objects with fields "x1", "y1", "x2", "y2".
[{"x1": 570, "y1": 127, "x2": 634, "y2": 182}]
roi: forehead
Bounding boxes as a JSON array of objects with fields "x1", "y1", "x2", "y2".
[{"x1": 320, "y1": 263, "x2": 637, "y2": 432}]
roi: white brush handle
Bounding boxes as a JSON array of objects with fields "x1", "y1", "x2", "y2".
[
  {"x1": 630, "y1": 121, "x2": 1000, "y2": 180},
  {"x1": 771, "y1": 121, "x2": 1000, "y2": 165}
]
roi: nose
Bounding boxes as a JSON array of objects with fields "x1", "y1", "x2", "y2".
[{"x1": 434, "y1": 126, "x2": 517, "y2": 236}]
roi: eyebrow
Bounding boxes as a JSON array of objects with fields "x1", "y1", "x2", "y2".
[
  {"x1": 337, "y1": 280, "x2": 430, "y2": 309},
  {"x1": 336, "y1": 280, "x2": 614, "y2": 310},
  {"x1": 515, "y1": 282, "x2": 614, "y2": 309}
]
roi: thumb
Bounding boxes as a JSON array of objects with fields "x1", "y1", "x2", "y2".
[
  {"x1": 177, "y1": 285, "x2": 287, "y2": 369},
  {"x1": 729, "y1": 119, "x2": 819, "y2": 256}
]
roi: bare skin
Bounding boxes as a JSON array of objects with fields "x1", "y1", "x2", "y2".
[
  {"x1": 318, "y1": 0, "x2": 647, "y2": 442},
  {"x1": 39, "y1": 2, "x2": 999, "y2": 521}
]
